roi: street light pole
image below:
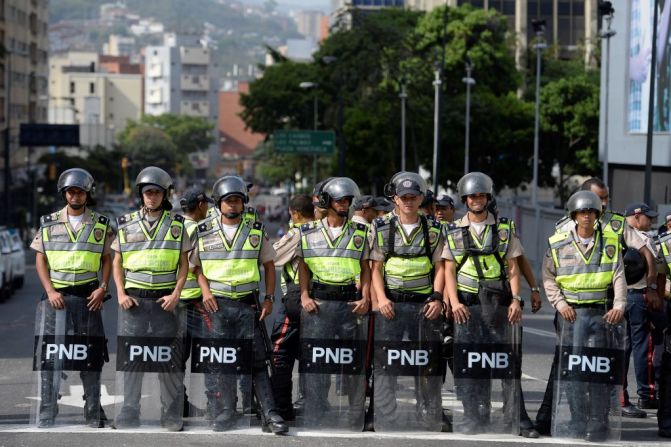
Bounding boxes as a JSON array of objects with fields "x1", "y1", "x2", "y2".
[
  {"x1": 644, "y1": 0, "x2": 660, "y2": 204},
  {"x1": 432, "y1": 68, "x2": 441, "y2": 189},
  {"x1": 399, "y1": 81, "x2": 407, "y2": 171},
  {"x1": 600, "y1": 2, "x2": 616, "y2": 186},
  {"x1": 3, "y1": 49, "x2": 11, "y2": 225},
  {"x1": 462, "y1": 60, "x2": 475, "y2": 175},
  {"x1": 531, "y1": 20, "x2": 546, "y2": 208}
]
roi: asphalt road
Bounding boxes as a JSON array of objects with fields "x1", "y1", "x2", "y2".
[{"x1": 0, "y1": 261, "x2": 666, "y2": 446}]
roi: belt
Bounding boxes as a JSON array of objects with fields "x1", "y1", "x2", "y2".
[
  {"x1": 215, "y1": 293, "x2": 256, "y2": 306},
  {"x1": 627, "y1": 288, "x2": 647, "y2": 294},
  {"x1": 457, "y1": 291, "x2": 480, "y2": 307},
  {"x1": 57, "y1": 282, "x2": 99, "y2": 298},
  {"x1": 312, "y1": 282, "x2": 356, "y2": 293},
  {"x1": 386, "y1": 289, "x2": 429, "y2": 304},
  {"x1": 569, "y1": 302, "x2": 608, "y2": 309},
  {"x1": 125, "y1": 288, "x2": 174, "y2": 299}
]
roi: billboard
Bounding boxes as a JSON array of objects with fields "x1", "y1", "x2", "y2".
[{"x1": 627, "y1": 0, "x2": 671, "y2": 133}]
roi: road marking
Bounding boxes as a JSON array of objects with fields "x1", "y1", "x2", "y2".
[
  {"x1": 523, "y1": 327, "x2": 556, "y2": 339},
  {"x1": 26, "y1": 385, "x2": 122, "y2": 408}
]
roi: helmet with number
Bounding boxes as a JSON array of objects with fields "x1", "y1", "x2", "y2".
[
  {"x1": 58, "y1": 168, "x2": 96, "y2": 201},
  {"x1": 136, "y1": 166, "x2": 174, "y2": 211},
  {"x1": 212, "y1": 175, "x2": 249, "y2": 205},
  {"x1": 566, "y1": 190, "x2": 602, "y2": 218},
  {"x1": 317, "y1": 177, "x2": 360, "y2": 208},
  {"x1": 457, "y1": 172, "x2": 494, "y2": 203},
  {"x1": 385, "y1": 171, "x2": 427, "y2": 198}
]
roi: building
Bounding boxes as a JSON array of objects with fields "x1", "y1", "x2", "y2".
[
  {"x1": 218, "y1": 82, "x2": 264, "y2": 178},
  {"x1": 102, "y1": 34, "x2": 136, "y2": 58},
  {"x1": 48, "y1": 51, "x2": 143, "y2": 147},
  {"x1": 295, "y1": 10, "x2": 326, "y2": 41},
  {"x1": 144, "y1": 33, "x2": 220, "y2": 172},
  {"x1": 0, "y1": 0, "x2": 49, "y2": 165}
]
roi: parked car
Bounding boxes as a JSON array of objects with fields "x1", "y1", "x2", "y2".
[
  {"x1": 5, "y1": 229, "x2": 25, "y2": 289},
  {"x1": 0, "y1": 229, "x2": 14, "y2": 297}
]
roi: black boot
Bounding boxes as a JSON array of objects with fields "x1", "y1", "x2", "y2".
[
  {"x1": 254, "y1": 371, "x2": 288, "y2": 435},
  {"x1": 82, "y1": 373, "x2": 104, "y2": 428}
]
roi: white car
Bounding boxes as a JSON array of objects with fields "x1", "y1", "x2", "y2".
[
  {"x1": 6, "y1": 229, "x2": 25, "y2": 289},
  {"x1": 0, "y1": 230, "x2": 13, "y2": 296}
]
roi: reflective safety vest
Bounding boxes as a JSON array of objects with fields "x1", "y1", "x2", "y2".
[
  {"x1": 548, "y1": 230, "x2": 620, "y2": 304},
  {"x1": 656, "y1": 231, "x2": 671, "y2": 279},
  {"x1": 180, "y1": 217, "x2": 201, "y2": 300},
  {"x1": 556, "y1": 211, "x2": 626, "y2": 242},
  {"x1": 300, "y1": 219, "x2": 368, "y2": 286},
  {"x1": 41, "y1": 210, "x2": 109, "y2": 289},
  {"x1": 117, "y1": 211, "x2": 184, "y2": 290},
  {"x1": 280, "y1": 222, "x2": 302, "y2": 294},
  {"x1": 445, "y1": 218, "x2": 513, "y2": 294},
  {"x1": 206, "y1": 205, "x2": 258, "y2": 223},
  {"x1": 373, "y1": 213, "x2": 441, "y2": 295},
  {"x1": 197, "y1": 215, "x2": 263, "y2": 299}
]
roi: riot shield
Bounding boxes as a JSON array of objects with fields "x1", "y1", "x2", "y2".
[
  {"x1": 31, "y1": 296, "x2": 107, "y2": 428},
  {"x1": 551, "y1": 306, "x2": 626, "y2": 442},
  {"x1": 187, "y1": 298, "x2": 253, "y2": 430},
  {"x1": 373, "y1": 302, "x2": 444, "y2": 432},
  {"x1": 452, "y1": 298, "x2": 521, "y2": 435},
  {"x1": 114, "y1": 297, "x2": 187, "y2": 430},
  {"x1": 298, "y1": 300, "x2": 368, "y2": 431}
]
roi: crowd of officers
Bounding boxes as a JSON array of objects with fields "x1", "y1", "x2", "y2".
[{"x1": 31, "y1": 166, "x2": 671, "y2": 442}]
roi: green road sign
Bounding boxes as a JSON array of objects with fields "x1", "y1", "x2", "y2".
[{"x1": 273, "y1": 130, "x2": 336, "y2": 154}]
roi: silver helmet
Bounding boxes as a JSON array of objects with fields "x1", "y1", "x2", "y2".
[
  {"x1": 387, "y1": 171, "x2": 427, "y2": 197},
  {"x1": 318, "y1": 177, "x2": 360, "y2": 208},
  {"x1": 212, "y1": 175, "x2": 249, "y2": 204},
  {"x1": 58, "y1": 168, "x2": 95, "y2": 195},
  {"x1": 136, "y1": 166, "x2": 174, "y2": 211},
  {"x1": 566, "y1": 190, "x2": 602, "y2": 217},
  {"x1": 457, "y1": 172, "x2": 494, "y2": 202}
]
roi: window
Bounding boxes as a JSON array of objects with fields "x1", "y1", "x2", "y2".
[
  {"x1": 89, "y1": 82, "x2": 95, "y2": 94},
  {"x1": 70, "y1": 81, "x2": 75, "y2": 94}
]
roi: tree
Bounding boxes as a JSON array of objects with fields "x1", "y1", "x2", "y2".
[
  {"x1": 119, "y1": 126, "x2": 178, "y2": 175},
  {"x1": 540, "y1": 74, "x2": 600, "y2": 206},
  {"x1": 120, "y1": 114, "x2": 214, "y2": 154}
]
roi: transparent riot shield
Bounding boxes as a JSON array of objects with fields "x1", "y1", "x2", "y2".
[
  {"x1": 114, "y1": 297, "x2": 186, "y2": 431},
  {"x1": 31, "y1": 296, "x2": 107, "y2": 428},
  {"x1": 298, "y1": 300, "x2": 368, "y2": 431},
  {"x1": 187, "y1": 298, "x2": 253, "y2": 431},
  {"x1": 452, "y1": 297, "x2": 521, "y2": 435},
  {"x1": 373, "y1": 302, "x2": 444, "y2": 432},
  {"x1": 552, "y1": 306, "x2": 626, "y2": 442}
]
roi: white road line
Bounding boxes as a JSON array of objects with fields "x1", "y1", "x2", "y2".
[{"x1": 523, "y1": 327, "x2": 556, "y2": 339}]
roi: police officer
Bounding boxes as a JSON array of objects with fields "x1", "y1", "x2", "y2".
[
  {"x1": 352, "y1": 195, "x2": 377, "y2": 225},
  {"x1": 443, "y1": 172, "x2": 538, "y2": 437},
  {"x1": 420, "y1": 189, "x2": 436, "y2": 218},
  {"x1": 31, "y1": 168, "x2": 113, "y2": 428},
  {"x1": 112, "y1": 166, "x2": 191, "y2": 431},
  {"x1": 369, "y1": 172, "x2": 447, "y2": 431},
  {"x1": 542, "y1": 190, "x2": 626, "y2": 441},
  {"x1": 373, "y1": 197, "x2": 395, "y2": 217},
  {"x1": 192, "y1": 175, "x2": 288, "y2": 434},
  {"x1": 298, "y1": 177, "x2": 370, "y2": 429},
  {"x1": 435, "y1": 194, "x2": 455, "y2": 223},
  {"x1": 270, "y1": 194, "x2": 315, "y2": 421},
  {"x1": 178, "y1": 186, "x2": 213, "y2": 417},
  {"x1": 535, "y1": 178, "x2": 655, "y2": 432},
  {"x1": 656, "y1": 224, "x2": 671, "y2": 438}
]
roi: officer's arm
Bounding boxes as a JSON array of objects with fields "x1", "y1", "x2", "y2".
[
  {"x1": 506, "y1": 257, "x2": 521, "y2": 297},
  {"x1": 113, "y1": 252, "x2": 136, "y2": 309},
  {"x1": 359, "y1": 258, "x2": 371, "y2": 302},
  {"x1": 36, "y1": 252, "x2": 65, "y2": 310},
  {"x1": 444, "y1": 259, "x2": 470, "y2": 323},
  {"x1": 298, "y1": 258, "x2": 318, "y2": 313},
  {"x1": 640, "y1": 245, "x2": 662, "y2": 310},
  {"x1": 263, "y1": 260, "x2": 276, "y2": 296},
  {"x1": 433, "y1": 260, "x2": 445, "y2": 297},
  {"x1": 172, "y1": 252, "x2": 189, "y2": 297}
]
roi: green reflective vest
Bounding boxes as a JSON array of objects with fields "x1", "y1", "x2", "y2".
[
  {"x1": 300, "y1": 219, "x2": 368, "y2": 286},
  {"x1": 549, "y1": 230, "x2": 619, "y2": 304},
  {"x1": 117, "y1": 210, "x2": 184, "y2": 290},
  {"x1": 197, "y1": 215, "x2": 263, "y2": 299},
  {"x1": 657, "y1": 231, "x2": 671, "y2": 279},
  {"x1": 445, "y1": 218, "x2": 513, "y2": 294},
  {"x1": 556, "y1": 211, "x2": 626, "y2": 241},
  {"x1": 180, "y1": 217, "x2": 201, "y2": 300},
  {"x1": 41, "y1": 210, "x2": 109, "y2": 288},
  {"x1": 374, "y1": 213, "x2": 441, "y2": 295}
]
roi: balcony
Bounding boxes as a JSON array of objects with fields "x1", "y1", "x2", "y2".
[
  {"x1": 147, "y1": 89, "x2": 163, "y2": 105},
  {"x1": 147, "y1": 61, "x2": 162, "y2": 78},
  {"x1": 180, "y1": 74, "x2": 208, "y2": 91},
  {"x1": 179, "y1": 47, "x2": 208, "y2": 66},
  {"x1": 180, "y1": 100, "x2": 209, "y2": 117}
]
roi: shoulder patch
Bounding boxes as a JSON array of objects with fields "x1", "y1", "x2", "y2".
[
  {"x1": 373, "y1": 216, "x2": 387, "y2": 228},
  {"x1": 40, "y1": 213, "x2": 58, "y2": 226},
  {"x1": 97, "y1": 214, "x2": 109, "y2": 225},
  {"x1": 498, "y1": 217, "x2": 509, "y2": 223},
  {"x1": 446, "y1": 222, "x2": 458, "y2": 231},
  {"x1": 253, "y1": 221, "x2": 263, "y2": 230},
  {"x1": 117, "y1": 212, "x2": 134, "y2": 225},
  {"x1": 173, "y1": 214, "x2": 185, "y2": 223},
  {"x1": 355, "y1": 223, "x2": 366, "y2": 231}
]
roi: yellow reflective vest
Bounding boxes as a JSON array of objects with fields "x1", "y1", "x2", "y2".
[
  {"x1": 548, "y1": 229, "x2": 620, "y2": 304},
  {"x1": 373, "y1": 212, "x2": 441, "y2": 295},
  {"x1": 445, "y1": 218, "x2": 513, "y2": 294},
  {"x1": 41, "y1": 210, "x2": 109, "y2": 288},
  {"x1": 197, "y1": 215, "x2": 263, "y2": 299},
  {"x1": 117, "y1": 210, "x2": 184, "y2": 290},
  {"x1": 180, "y1": 217, "x2": 201, "y2": 300},
  {"x1": 300, "y1": 219, "x2": 368, "y2": 286}
]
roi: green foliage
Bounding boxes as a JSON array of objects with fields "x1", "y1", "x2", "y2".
[{"x1": 118, "y1": 125, "x2": 178, "y2": 173}]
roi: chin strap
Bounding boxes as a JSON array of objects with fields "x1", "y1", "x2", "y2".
[
  {"x1": 69, "y1": 203, "x2": 84, "y2": 210},
  {"x1": 224, "y1": 212, "x2": 241, "y2": 219}
]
